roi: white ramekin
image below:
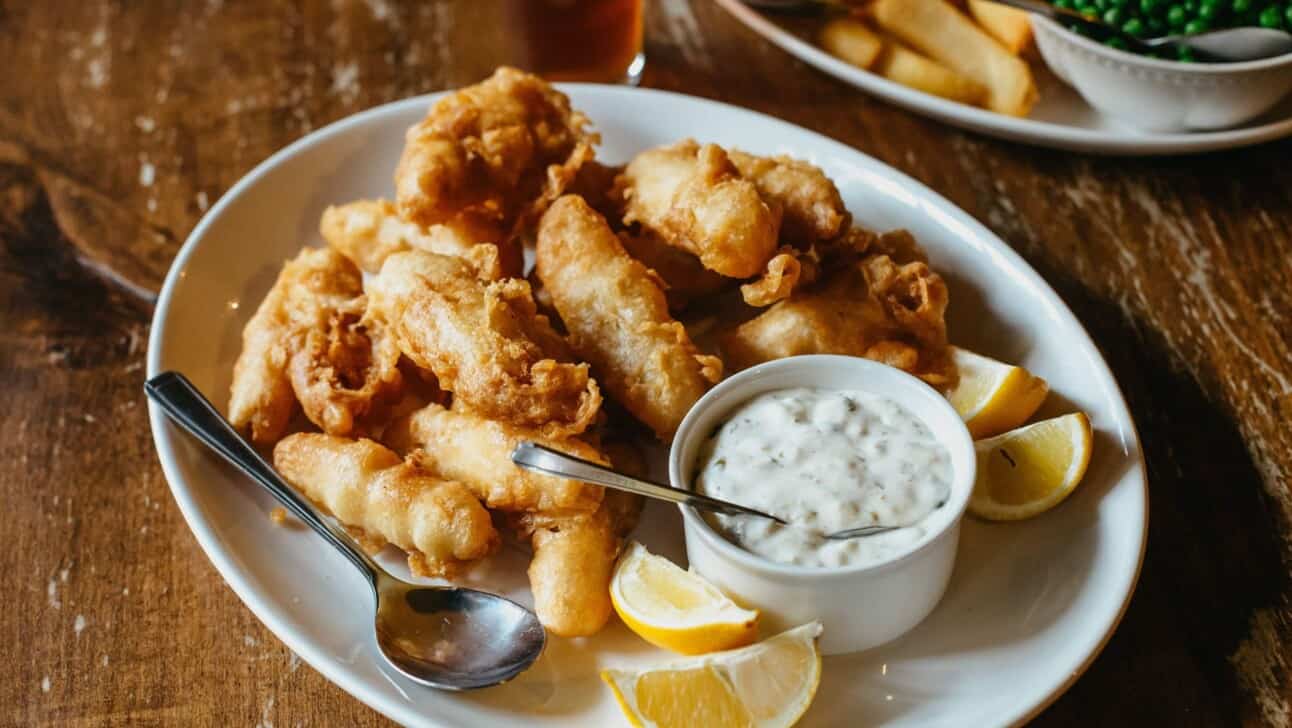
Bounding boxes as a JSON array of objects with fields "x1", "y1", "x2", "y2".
[
  {"x1": 1031, "y1": 14, "x2": 1292, "y2": 132},
  {"x1": 669, "y1": 355, "x2": 976, "y2": 655}
]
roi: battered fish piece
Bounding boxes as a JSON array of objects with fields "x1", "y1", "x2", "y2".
[
  {"x1": 368, "y1": 250, "x2": 601, "y2": 437},
  {"x1": 287, "y1": 298, "x2": 403, "y2": 437},
  {"x1": 722, "y1": 246, "x2": 956, "y2": 387},
  {"x1": 509, "y1": 489, "x2": 643, "y2": 637},
  {"x1": 619, "y1": 228, "x2": 731, "y2": 311},
  {"x1": 274, "y1": 433, "x2": 499, "y2": 578},
  {"x1": 536, "y1": 196, "x2": 722, "y2": 440},
  {"x1": 230, "y1": 248, "x2": 398, "y2": 444},
  {"x1": 740, "y1": 246, "x2": 821, "y2": 307},
  {"x1": 617, "y1": 139, "x2": 781, "y2": 278},
  {"x1": 728, "y1": 150, "x2": 847, "y2": 244},
  {"x1": 394, "y1": 66, "x2": 596, "y2": 230},
  {"x1": 384, "y1": 401, "x2": 604, "y2": 515},
  {"x1": 320, "y1": 199, "x2": 518, "y2": 279}
]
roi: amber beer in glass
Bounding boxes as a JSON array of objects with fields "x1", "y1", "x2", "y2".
[{"x1": 505, "y1": 0, "x2": 645, "y2": 84}]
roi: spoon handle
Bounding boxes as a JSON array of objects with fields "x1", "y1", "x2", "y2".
[
  {"x1": 511, "y1": 442, "x2": 787, "y2": 524},
  {"x1": 145, "y1": 371, "x2": 380, "y2": 586}
]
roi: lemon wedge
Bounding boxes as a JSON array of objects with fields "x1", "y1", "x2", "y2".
[
  {"x1": 602, "y1": 622, "x2": 823, "y2": 728},
  {"x1": 946, "y1": 347, "x2": 1049, "y2": 439},
  {"x1": 611, "y1": 541, "x2": 759, "y2": 655},
  {"x1": 970, "y1": 412, "x2": 1093, "y2": 521}
]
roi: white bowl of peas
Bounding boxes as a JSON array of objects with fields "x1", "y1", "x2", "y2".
[{"x1": 1031, "y1": 1, "x2": 1292, "y2": 131}]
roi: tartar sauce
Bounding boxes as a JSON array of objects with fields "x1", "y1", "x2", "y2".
[{"x1": 695, "y1": 388, "x2": 952, "y2": 568}]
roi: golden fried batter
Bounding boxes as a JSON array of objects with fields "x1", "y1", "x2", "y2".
[
  {"x1": 287, "y1": 299, "x2": 403, "y2": 437},
  {"x1": 536, "y1": 196, "x2": 721, "y2": 440},
  {"x1": 320, "y1": 199, "x2": 518, "y2": 279},
  {"x1": 229, "y1": 248, "x2": 396, "y2": 445},
  {"x1": 617, "y1": 139, "x2": 781, "y2": 278},
  {"x1": 274, "y1": 433, "x2": 499, "y2": 578},
  {"x1": 722, "y1": 236, "x2": 956, "y2": 387},
  {"x1": 508, "y1": 489, "x2": 643, "y2": 637},
  {"x1": 368, "y1": 249, "x2": 601, "y2": 437},
  {"x1": 384, "y1": 401, "x2": 605, "y2": 515},
  {"x1": 728, "y1": 150, "x2": 848, "y2": 244},
  {"x1": 394, "y1": 66, "x2": 596, "y2": 231},
  {"x1": 740, "y1": 246, "x2": 821, "y2": 307},
  {"x1": 619, "y1": 228, "x2": 731, "y2": 311}
]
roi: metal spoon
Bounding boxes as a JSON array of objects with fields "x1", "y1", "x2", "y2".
[
  {"x1": 146, "y1": 371, "x2": 545, "y2": 691},
  {"x1": 744, "y1": 0, "x2": 1292, "y2": 61},
  {"x1": 511, "y1": 442, "x2": 900, "y2": 540}
]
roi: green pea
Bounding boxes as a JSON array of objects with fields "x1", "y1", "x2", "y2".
[
  {"x1": 1148, "y1": 16, "x2": 1167, "y2": 31},
  {"x1": 1104, "y1": 7, "x2": 1125, "y2": 23},
  {"x1": 1140, "y1": 0, "x2": 1163, "y2": 13},
  {"x1": 1285, "y1": 5, "x2": 1292, "y2": 26},
  {"x1": 1121, "y1": 16, "x2": 1147, "y2": 33},
  {"x1": 1198, "y1": 2, "x2": 1219, "y2": 19},
  {"x1": 1105, "y1": 35, "x2": 1130, "y2": 49},
  {"x1": 1259, "y1": 5, "x2": 1283, "y2": 26},
  {"x1": 1231, "y1": 0, "x2": 1251, "y2": 11},
  {"x1": 1184, "y1": 18, "x2": 1210, "y2": 32},
  {"x1": 1177, "y1": 45, "x2": 1195, "y2": 61}
]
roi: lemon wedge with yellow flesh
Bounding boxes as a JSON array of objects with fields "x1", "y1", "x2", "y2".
[
  {"x1": 946, "y1": 347, "x2": 1049, "y2": 439},
  {"x1": 970, "y1": 412, "x2": 1093, "y2": 521},
  {"x1": 611, "y1": 541, "x2": 759, "y2": 655},
  {"x1": 602, "y1": 621, "x2": 823, "y2": 728}
]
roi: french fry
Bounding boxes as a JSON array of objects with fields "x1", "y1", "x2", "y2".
[
  {"x1": 872, "y1": 35, "x2": 987, "y2": 106},
  {"x1": 820, "y1": 18, "x2": 884, "y2": 70},
  {"x1": 967, "y1": 0, "x2": 1033, "y2": 54},
  {"x1": 868, "y1": 0, "x2": 1037, "y2": 117}
]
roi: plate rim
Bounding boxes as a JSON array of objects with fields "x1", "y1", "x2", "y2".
[
  {"x1": 714, "y1": 0, "x2": 1292, "y2": 156},
  {"x1": 146, "y1": 85, "x2": 1149, "y2": 727}
]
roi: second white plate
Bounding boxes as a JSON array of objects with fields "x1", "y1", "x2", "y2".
[{"x1": 716, "y1": 0, "x2": 1292, "y2": 155}]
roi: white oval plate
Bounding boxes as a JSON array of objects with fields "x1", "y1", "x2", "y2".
[
  {"x1": 147, "y1": 85, "x2": 1147, "y2": 727},
  {"x1": 716, "y1": 0, "x2": 1292, "y2": 155}
]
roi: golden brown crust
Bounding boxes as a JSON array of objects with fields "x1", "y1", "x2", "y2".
[
  {"x1": 229, "y1": 247, "x2": 374, "y2": 445},
  {"x1": 273, "y1": 433, "x2": 499, "y2": 577},
  {"x1": 618, "y1": 228, "x2": 732, "y2": 311},
  {"x1": 367, "y1": 249, "x2": 602, "y2": 438},
  {"x1": 739, "y1": 246, "x2": 821, "y2": 307},
  {"x1": 616, "y1": 139, "x2": 781, "y2": 279},
  {"x1": 393, "y1": 66, "x2": 597, "y2": 231},
  {"x1": 320, "y1": 199, "x2": 516, "y2": 279},
  {"x1": 722, "y1": 232, "x2": 956, "y2": 387},
  {"x1": 383, "y1": 402, "x2": 605, "y2": 515},
  {"x1": 507, "y1": 489, "x2": 643, "y2": 637},
  {"x1": 728, "y1": 149, "x2": 848, "y2": 244},
  {"x1": 536, "y1": 196, "x2": 721, "y2": 441}
]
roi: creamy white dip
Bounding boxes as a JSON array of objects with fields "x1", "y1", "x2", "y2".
[{"x1": 695, "y1": 388, "x2": 953, "y2": 569}]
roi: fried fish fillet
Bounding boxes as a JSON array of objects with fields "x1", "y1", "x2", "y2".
[
  {"x1": 287, "y1": 298, "x2": 403, "y2": 437},
  {"x1": 508, "y1": 488, "x2": 643, "y2": 637},
  {"x1": 619, "y1": 228, "x2": 731, "y2": 311},
  {"x1": 617, "y1": 139, "x2": 781, "y2": 278},
  {"x1": 368, "y1": 249, "x2": 601, "y2": 437},
  {"x1": 536, "y1": 196, "x2": 722, "y2": 440},
  {"x1": 274, "y1": 433, "x2": 499, "y2": 577},
  {"x1": 384, "y1": 401, "x2": 604, "y2": 515},
  {"x1": 728, "y1": 150, "x2": 848, "y2": 244},
  {"x1": 229, "y1": 247, "x2": 400, "y2": 445},
  {"x1": 722, "y1": 237, "x2": 956, "y2": 387},
  {"x1": 320, "y1": 199, "x2": 519, "y2": 279},
  {"x1": 394, "y1": 66, "x2": 596, "y2": 231}
]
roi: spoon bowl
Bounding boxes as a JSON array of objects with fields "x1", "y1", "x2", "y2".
[
  {"x1": 145, "y1": 371, "x2": 545, "y2": 691},
  {"x1": 374, "y1": 577, "x2": 545, "y2": 690}
]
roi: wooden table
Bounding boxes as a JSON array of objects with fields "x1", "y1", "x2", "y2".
[{"x1": 4, "y1": 1, "x2": 1290, "y2": 725}]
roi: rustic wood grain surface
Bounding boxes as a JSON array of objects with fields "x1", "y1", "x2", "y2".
[{"x1": 3, "y1": 0, "x2": 1290, "y2": 725}]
